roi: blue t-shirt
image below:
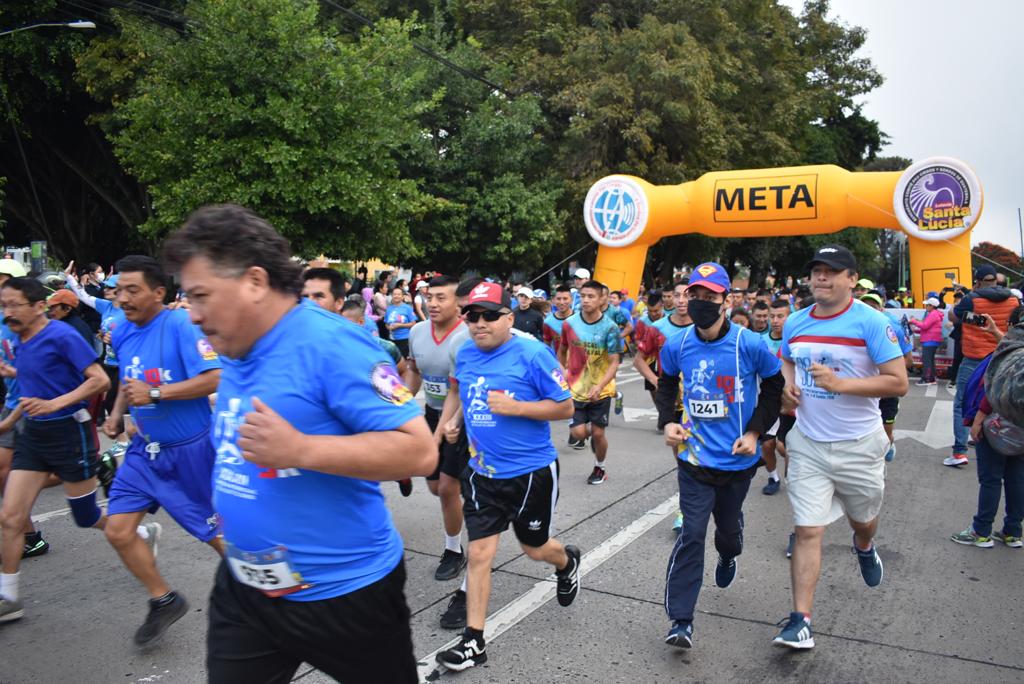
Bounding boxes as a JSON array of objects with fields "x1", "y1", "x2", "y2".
[
  {"x1": 882, "y1": 311, "x2": 914, "y2": 354},
  {"x1": 1, "y1": 325, "x2": 21, "y2": 410},
  {"x1": 211, "y1": 300, "x2": 421, "y2": 601},
  {"x1": 95, "y1": 298, "x2": 127, "y2": 367},
  {"x1": 660, "y1": 324, "x2": 781, "y2": 471},
  {"x1": 762, "y1": 331, "x2": 784, "y2": 357},
  {"x1": 453, "y1": 335, "x2": 571, "y2": 479},
  {"x1": 15, "y1": 320, "x2": 99, "y2": 420},
  {"x1": 385, "y1": 303, "x2": 416, "y2": 341},
  {"x1": 112, "y1": 309, "x2": 221, "y2": 444}
]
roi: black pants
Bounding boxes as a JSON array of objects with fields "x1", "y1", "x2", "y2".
[{"x1": 207, "y1": 559, "x2": 417, "y2": 683}]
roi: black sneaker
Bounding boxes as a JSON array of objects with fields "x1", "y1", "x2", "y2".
[
  {"x1": 22, "y1": 532, "x2": 49, "y2": 559},
  {"x1": 556, "y1": 545, "x2": 581, "y2": 606},
  {"x1": 134, "y1": 592, "x2": 188, "y2": 647},
  {"x1": 435, "y1": 548, "x2": 467, "y2": 581},
  {"x1": 397, "y1": 478, "x2": 413, "y2": 497},
  {"x1": 568, "y1": 437, "x2": 587, "y2": 450},
  {"x1": 97, "y1": 449, "x2": 119, "y2": 498},
  {"x1": 714, "y1": 556, "x2": 737, "y2": 588},
  {"x1": 586, "y1": 466, "x2": 607, "y2": 485},
  {"x1": 436, "y1": 631, "x2": 487, "y2": 671},
  {"x1": 439, "y1": 589, "x2": 467, "y2": 630}
]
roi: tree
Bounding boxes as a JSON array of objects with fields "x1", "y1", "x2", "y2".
[{"x1": 973, "y1": 241, "x2": 1023, "y2": 279}]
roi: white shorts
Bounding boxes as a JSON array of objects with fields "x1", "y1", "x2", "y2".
[{"x1": 785, "y1": 426, "x2": 888, "y2": 526}]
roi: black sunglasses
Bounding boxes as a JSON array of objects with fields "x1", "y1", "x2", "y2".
[{"x1": 464, "y1": 309, "x2": 508, "y2": 323}]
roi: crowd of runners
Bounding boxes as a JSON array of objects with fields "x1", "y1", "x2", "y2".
[{"x1": 0, "y1": 204, "x2": 1021, "y2": 681}]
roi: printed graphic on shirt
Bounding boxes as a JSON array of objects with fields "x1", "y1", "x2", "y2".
[
  {"x1": 560, "y1": 314, "x2": 621, "y2": 402},
  {"x1": 369, "y1": 362, "x2": 414, "y2": 406}
]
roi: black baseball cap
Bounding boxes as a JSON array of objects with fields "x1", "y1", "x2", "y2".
[{"x1": 805, "y1": 244, "x2": 857, "y2": 273}]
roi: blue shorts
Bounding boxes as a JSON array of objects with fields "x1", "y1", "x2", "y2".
[{"x1": 107, "y1": 430, "x2": 219, "y2": 542}]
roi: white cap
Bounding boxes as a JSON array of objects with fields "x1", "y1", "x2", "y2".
[
  {"x1": 574, "y1": 268, "x2": 591, "y2": 279},
  {"x1": 1012, "y1": 288, "x2": 1023, "y2": 300},
  {"x1": 516, "y1": 287, "x2": 535, "y2": 299},
  {"x1": 0, "y1": 259, "x2": 27, "y2": 278},
  {"x1": 416, "y1": 280, "x2": 429, "y2": 289},
  {"x1": 925, "y1": 297, "x2": 940, "y2": 307}
]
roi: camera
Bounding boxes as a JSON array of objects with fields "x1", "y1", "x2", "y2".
[{"x1": 962, "y1": 311, "x2": 988, "y2": 327}]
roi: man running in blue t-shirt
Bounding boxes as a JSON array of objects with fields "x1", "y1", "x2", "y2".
[
  {"x1": 657, "y1": 263, "x2": 783, "y2": 649},
  {"x1": 163, "y1": 204, "x2": 436, "y2": 683},
  {"x1": 101, "y1": 255, "x2": 223, "y2": 647},
  {"x1": 434, "y1": 281, "x2": 581, "y2": 672}
]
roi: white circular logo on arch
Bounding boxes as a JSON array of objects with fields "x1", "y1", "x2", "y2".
[
  {"x1": 584, "y1": 175, "x2": 649, "y2": 248},
  {"x1": 893, "y1": 157, "x2": 982, "y2": 242}
]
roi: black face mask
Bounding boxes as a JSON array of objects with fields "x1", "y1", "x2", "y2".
[{"x1": 688, "y1": 299, "x2": 724, "y2": 329}]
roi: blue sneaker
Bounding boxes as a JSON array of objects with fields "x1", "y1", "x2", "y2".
[
  {"x1": 664, "y1": 621, "x2": 692, "y2": 648},
  {"x1": 762, "y1": 477, "x2": 780, "y2": 495},
  {"x1": 714, "y1": 556, "x2": 737, "y2": 588},
  {"x1": 672, "y1": 511, "x2": 683, "y2": 534},
  {"x1": 773, "y1": 612, "x2": 814, "y2": 649},
  {"x1": 884, "y1": 443, "x2": 895, "y2": 462},
  {"x1": 614, "y1": 391, "x2": 623, "y2": 415},
  {"x1": 853, "y1": 535, "x2": 883, "y2": 587}
]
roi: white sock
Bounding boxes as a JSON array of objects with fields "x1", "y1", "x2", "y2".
[
  {"x1": 444, "y1": 533, "x2": 461, "y2": 553},
  {"x1": 595, "y1": 460, "x2": 604, "y2": 468},
  {"x1": 459, "y1": 575, "x2": 468, "y2": 593},
  {"x1": 768, "y1": 469, "x2": 779, "y2": 481},
  {"x1": 1, "y1": 572, "x2": 20, "y2": 602},
  {"x1": 137, "y1": 525, "x2": 150, "y2": 540}
]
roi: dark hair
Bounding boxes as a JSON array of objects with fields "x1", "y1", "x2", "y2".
[
  {"x1": 456, "y1": 277, "x2": 485, "y2": 297},
  {"x1": 303, "y1": 268, "x2": 346, "y2": 300},
  {"x1": 429, "y1": 275, "x2": 459, "y2": 289},
  {"x1": 1009, "y1": 305, "x2": 1024, "y2": 327},
  {"x1": 770, "y1": 298, "x2": 790, "y2": 310},
  {"x1": 82, "y1": 262, "x2": 102, "y2": 277},
  {"x1": 162, "y1": 204, "x2": 303, "y2": 296},
  {"x1": 341, "y1": 299, "x2": 365, "y2": 315},
  {"x1": 2, "y1": 276, "x2": 47, "y2": 304},
  {"x1": 555, "y1": 284, "x2": 572, "y2": 295},
  {"x1": 357, "y1": 265, "x2": 368, "y2": 276},
  {"x1": 672, "y1": 280, "x2": 688, "y2": 292},
  {"x1": 646, "y1": 290, "x2": 662, "y2": 307},
  {"x1": 579, "y1": 279, "x2": 604, "y2": 293},
  {"x1": 115, "y1": 255, "x2": 168, "y2": 292},
  {"x1": 799, "y1": 295, "x2": 816, "y2": 309},
  {"x1": 730, "y1": 309, "x2": 750, "y2": 324},
  {"x1": 752, "y1": 301, "x2": 770, "y2": 312},
  {"x1": 757, "y1": 289, "x2": 771, "y2": 297}
]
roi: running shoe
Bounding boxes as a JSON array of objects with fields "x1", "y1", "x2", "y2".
[
  {"x1": 943, "y1": 454, "x2": 969, "y2": 467},
  {"x1": 664, "y1": 620, "x2": 693, "y2": 648},
  {"x1": 773, "y1": 612, "x2": 814, "y2": 649},
  {"x1": 614, "y1": 391, "x2": 623, "y2": 415},
  {"x1": 950, "y1": 527, "x2": 994, "y2": 548},
  {"x1": 762, "y1": 478, "x2": 780, "y2": 495},
  {"x1": 715, "y1": 556, "x2": 737, "y2": 588},
  {"x1": 439, "y1": 589, "x2": 467, "y2": 630},
  {"x1": 672, "y1": 511, "x2": 683, "y2": 533},
  {"x1": 0, "y1": 598, "x2": 24, "y2": 623},
  {"x1": 786, "y1": 532, "x2": 795, "y2": 559},
  {"x1": 142, "y1": 522, "x2": 162, "y2": 559},
  {"x1": 586, "y1": 466, "x2": 607, "y2": 485},
  {"x1": 436, "y1": 631, "x2": 487, "y2": 671},
  {"x1": 884, "y1": 443, "x2": 896, "y2": 462},
  {"x1": 22, "y1": 532, "x2": 49, "y2": 559},
  {"x1": 915, "y1": 379, "x2": 936, "y2": 386},
  {"x1": 435, "y1": 548, "x2": 466, "y2": 581},
  {"x1": 568, "y1": 437, "x2": 587, "y2": 450},
  {"x1": 97, "y1": 448, "x2": 120, "y2": 498},
  {"x1": 852, "y1": 536, "x2": 884, "y2": 587},
  {"x1": 556, "y1": 545, "x2": 581, "y2": 607},
  {"x1": 134, "y1": 592, "x2": 188, "y2": 647},
  {"x1": 397, "y1": 478, "x2": 413, "y2": 497},
  {"x1": 992, "y1": 531, "x2": 1023, "y2": 548}
]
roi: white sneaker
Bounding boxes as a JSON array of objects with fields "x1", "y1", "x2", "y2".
[
  {"x1": 943, "y1": 455, "x2": 969, "y2": 467},
  {"x1": 0, "y1": 597, "x2": 24, "y2": 623},
  {"x1": 142, "y1": 522, "x2": 163, "y2": 559}
]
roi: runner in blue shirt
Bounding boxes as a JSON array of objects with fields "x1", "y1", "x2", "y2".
[
  {"x1": 656, "y1": 263, "x2": 783, "y2": 650},
  {"x1": 385, "y1": 288, "x2": 416, "y2": 358},
  {"x1": 0, "y1": 277, "x2": 111, "y2": 624},
  {"x1": 163, "y1": 204, "x2": 435, "y2": 683},
  {"x1": 100, "y1": 256, "x2": 223, "y2": 647},
  {"x1": 434, "y1": 281, "x2": 581, "y2": 673}
]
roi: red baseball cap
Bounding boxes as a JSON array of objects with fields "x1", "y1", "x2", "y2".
[{"x1": 462, "y1": 282, "x2": 512, "y2": 312}]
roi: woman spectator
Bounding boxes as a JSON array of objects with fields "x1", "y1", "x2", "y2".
[{"x1": 909, "y1": 297, "x2": 944, "y2": 385}]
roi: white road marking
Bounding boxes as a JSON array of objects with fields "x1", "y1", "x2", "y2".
[
  {"x1": 417, "y1": 494, "x2": 678, "y2": 681},
  {"x1": 894, "y1": 400, "x2": 953, "y2": 450},
  {"x1": 925, "y1": 384, "x2": 937, "y2": 398},
  {"x1": 623, "y1": 407, "x2": 659, "y2": 422}
]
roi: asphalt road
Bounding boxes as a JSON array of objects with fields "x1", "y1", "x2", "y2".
[{"x1": 2, "y1": 370, "x2": 1021, "y2": 684}]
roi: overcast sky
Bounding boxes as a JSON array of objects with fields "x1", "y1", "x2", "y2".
[{"x1": 781, "y1": 0, "x2": 1023, "y2": 257}]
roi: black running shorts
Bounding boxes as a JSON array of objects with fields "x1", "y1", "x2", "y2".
[
  {"x1": 12, "y1": 415, "x2": 99, "y2": 483},
  {"x1": 879, "y1": 397, "x2": 899, "y2": 424},
  {"x1": 424, "y1": 405, "x2": 470, "y2": 481},
  {"x1": 570, "y1": 397, "x2": 611, "y2": 428},
  {"x1": 461, "y1": 461, "x2": 560, "y2": 548}
]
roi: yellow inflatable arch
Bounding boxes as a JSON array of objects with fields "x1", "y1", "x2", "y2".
[{"x1": 583, "y1": 157, "x2": 982, "y2": 305}]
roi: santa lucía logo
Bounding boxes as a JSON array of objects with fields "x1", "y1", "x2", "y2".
[
  {"x1": 583, "y1": 175, "x2": 649, "y2": 248},
  {"x1": 893, "y1": 157, "x2": 983, "y2": 242}
]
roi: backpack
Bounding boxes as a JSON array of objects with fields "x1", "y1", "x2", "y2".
[
  {"x1": 982, "y1": 413, "x2": 1024, "y2": 457},
  {"x1": 961, "y1": 355, "x2": 992, "y2": 427}
]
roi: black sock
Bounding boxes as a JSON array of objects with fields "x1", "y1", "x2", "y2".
[
  {"x1": 463, "y1": 627, "x2": 484, "y2": 645},
  {"x1": 24, "y1": 531, "x2": 41, "y2": 543},
  {"x1": 151, "y1": 591, "x2": 177, "y2": 608}
]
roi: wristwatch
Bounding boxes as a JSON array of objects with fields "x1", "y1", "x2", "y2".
[{"x1": 149, "y1": 387, "x2": 162, "y2": 404}]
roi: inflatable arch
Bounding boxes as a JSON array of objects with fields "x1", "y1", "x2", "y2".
[{"x1": 583, "y1": 157, "x2": 982, "y2": 306}]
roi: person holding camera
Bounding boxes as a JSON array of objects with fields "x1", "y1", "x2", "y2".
[{"x1": 947, "y1": 265, "x2": 1020, "y2": 467}]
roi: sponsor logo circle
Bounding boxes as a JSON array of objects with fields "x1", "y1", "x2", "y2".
[
  {"x1": 370, "y1": 362, "x2": 414, "y2": 406},
  {"x1": 893, "y1": 157, "x2": 982, "y2": 242},
  {"x1": 583, "y1": 176, "x2": 649, "y2": 248}
]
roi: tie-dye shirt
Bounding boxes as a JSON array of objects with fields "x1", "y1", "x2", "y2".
[{"x1": 559, "y1": 312, "x2": 622, "y2": 402}]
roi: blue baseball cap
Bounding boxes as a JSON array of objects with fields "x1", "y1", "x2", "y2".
[
  {"x1": 103, "y1": 274, "x2": 119, "y2": 288},
  {"x1": 688, "y1": 262, "x2": 731, "y2": 294}
]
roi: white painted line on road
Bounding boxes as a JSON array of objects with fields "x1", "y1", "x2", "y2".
[
  {"x1": 417, "y1": 494, "x2": 678, "y2": 681},
  {"x1": 616, "y1": 376, "x2": 645, "y2": 386},
  {"x1": 925, "y1": 383, "x2": 937, "y2": 398},
  {"x1": 894, "y1": 400, "x2": 953, "y2": 450}
]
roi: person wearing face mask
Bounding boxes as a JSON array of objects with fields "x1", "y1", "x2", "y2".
[{"x1": 657, "y1": 263, "x2": 783, "y2": 650}]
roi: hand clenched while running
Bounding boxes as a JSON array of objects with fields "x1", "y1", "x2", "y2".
[{"x1": 238, "y1": 397, "x2": 303, "y2": 469}]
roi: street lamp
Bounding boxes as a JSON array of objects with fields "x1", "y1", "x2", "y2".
[{"x1": 0, "y1": 20, "x2": 96, "y2": 38}]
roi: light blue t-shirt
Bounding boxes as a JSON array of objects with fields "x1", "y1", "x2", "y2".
[
  {"x1": 112, "y1": 308, "x2": 221, "y2": 444},
  {"x1": 660, "y1": 324, "x2": 781, "y2": 470},
  {"x1": 385, "y1": 303, "x2": 416, "y2": 341},
  {"x1": 95, "y1": 298, "x2": 127, "y2": 367},
  {"x1": 454, "y1": 335, "x2": 571, "y2": 479},
  {"x1": 211, "y1": 300, "x2": 421, "y2": 601},
  {"x1": 1, "y1": 324, "x2": 21, "y2": 409}
]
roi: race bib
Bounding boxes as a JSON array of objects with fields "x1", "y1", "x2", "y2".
[
  {"x1": 688, "y1": 398, "x2": 725, "y2": 420},
  {"x1": 226, "y1": 543, "x2": 310, "y2": 597},
  {"x1": 423, "y1": 374, "x2": 448, "y2": 400}
]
